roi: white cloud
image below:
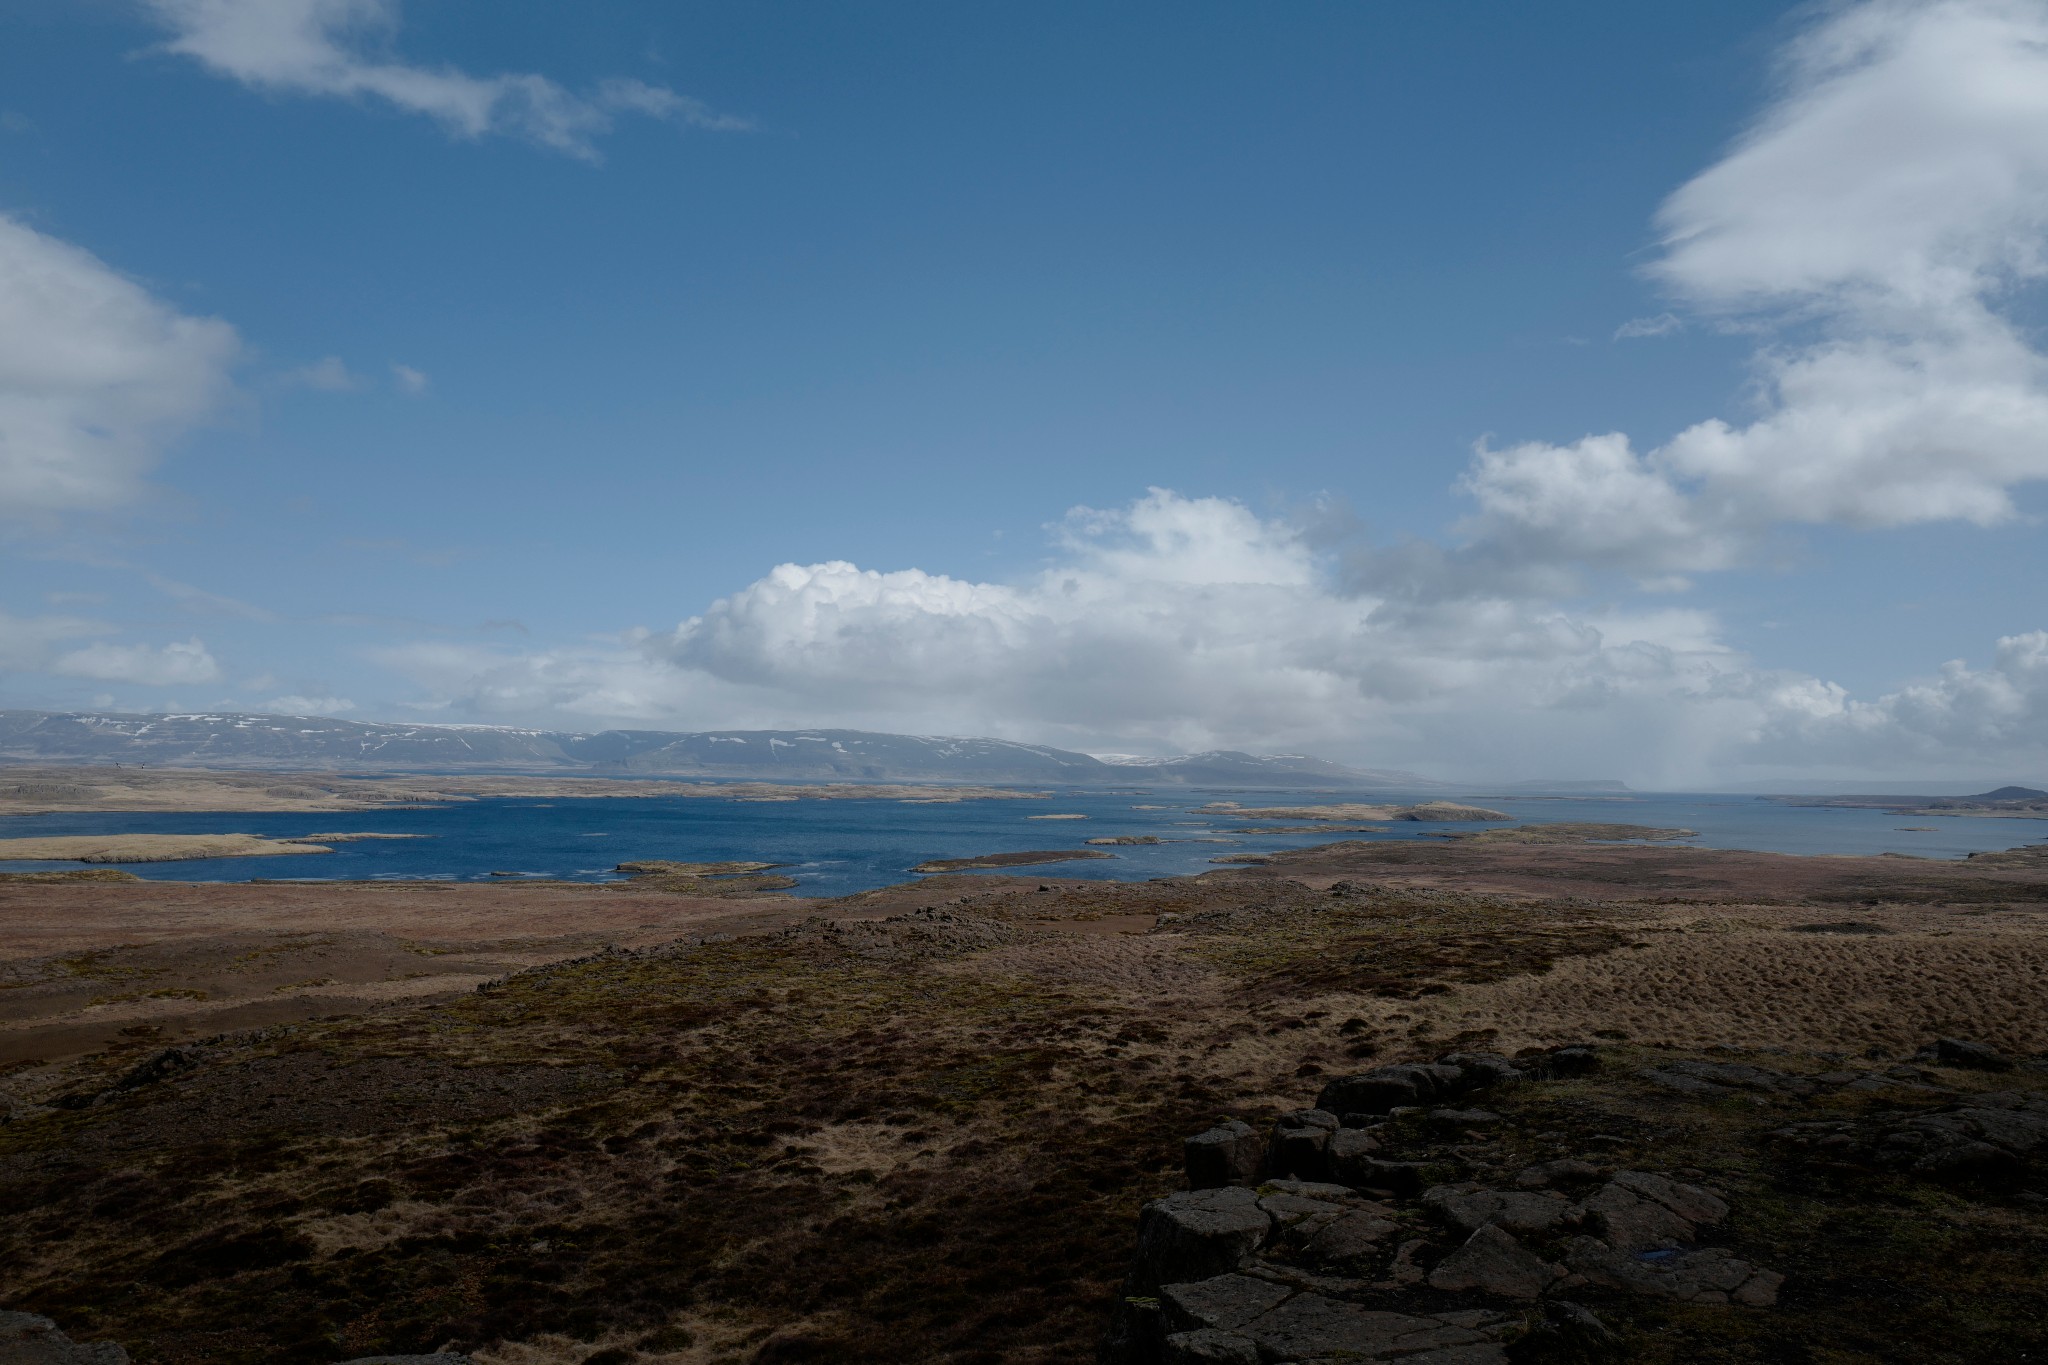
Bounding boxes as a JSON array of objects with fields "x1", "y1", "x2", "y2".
[
  {"x1": 282, "y1": 354, "x2": 358, "y2": 390},
  {"x1": 390, "y1": 363, "x2": 428, "y2": 394},
  {"x1": 54, "y1": 638, "x2": 222, "y2": 686},
  {"x1": 261, "y1": 693, "x2": 355, "y2": 715},
  {"x1": 366, "y1": 486, "x2": 2048, "y2": 785},
  {"x1": 0, "y1": 214, "x2": 239, "y2": 521},
  {"x1": 145, "y1": 0, "x2": 750, "y2": 159},
  {"x1": 368, "y1": 491, "x2": 1783, "y2": 781},
  {"x1": 1757, "y1": 631, "x2": 2048, "y2": 772},
  {"x1": 1453, "y1": 0, "x2": 2048, "y2": 578}
]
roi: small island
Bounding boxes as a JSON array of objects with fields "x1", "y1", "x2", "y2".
[
  {"x1": 910, "y1": 849, "x2": 1115, "y2": 873},
  {"x1": 0, "y1": 833, "x2": 333, "y2": 863},
  {"x1": 1203, "y1": 800, "x2": 1510, "y2": 822}
]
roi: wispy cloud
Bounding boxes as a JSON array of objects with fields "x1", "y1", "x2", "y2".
[
  {"x1": 1614, "y1": 312, "x2": 1683, "y2": 340},
  {"x1": 390, "y1": 362, "x2": 428, "y2": 394},
  {"x1": 143, "y1": 570, "x2": 278, "y2": 622},
  {"x1": 143, "y1": 0, "x2": 751, "y2": 160},
  {"x1": 54, "y1": 637, "x2": 222, "y2": 686},
  {"x1": 281, "y1": 354, "x2": 359, "y2": 390}
]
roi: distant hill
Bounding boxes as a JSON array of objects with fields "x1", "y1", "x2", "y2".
[
  {"x1": 564, "y1": 728, "x2": 1106, "y2": 782},
  {"x1": 0, "y1": 710, "x2": 1426, "y2": 789},
  {"x1": 1766, "y1": 784, "x2": 2048, "y2": 814},
  {"x1": 1094, "y1": 750, "x2": 1445, "y2": 790}
]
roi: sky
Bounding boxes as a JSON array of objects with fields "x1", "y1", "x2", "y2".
[{"x1": 2, "y1": 0, "x2": 2048, "y2": 788}]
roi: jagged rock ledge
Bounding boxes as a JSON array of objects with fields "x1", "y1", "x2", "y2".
[{"x1": 1101, "y1": 1045, "x2": 1785, "y2": 1365}]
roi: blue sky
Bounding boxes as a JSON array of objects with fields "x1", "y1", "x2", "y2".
[{"x1": 3, "y1": 0, "x2": 2047, "y2": 786}]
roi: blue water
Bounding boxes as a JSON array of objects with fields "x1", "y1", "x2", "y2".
[{"x1": 2, "y1": 789, "x2": 2042, "y2": 897}]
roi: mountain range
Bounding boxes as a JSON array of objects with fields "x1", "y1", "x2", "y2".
[{"x1": 0, "y1": 709, "x2": 1450, "y2": 789}]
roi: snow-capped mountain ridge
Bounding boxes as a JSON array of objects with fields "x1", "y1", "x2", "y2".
[{"x1": 0, "y1": 709, "x2": 1441, "y2": 788}]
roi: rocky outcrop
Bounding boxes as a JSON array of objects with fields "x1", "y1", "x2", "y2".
[
  {"x1": 1184, "y1": 1119, "x2": 1264, "y2": 1189},
  {"x1": 0, "y1": 1313, "x2": 129, "y2": 1364},
  {"x1": 1770, "y1": 1089, "x2": 2048, "y2": 1180},
  {"x1": 1103, "y1": 1045, "x2": 1786, "y2": 1364},
  {"x1": 0, "y1": 1317, "x2": 474, "y2": 1365}
]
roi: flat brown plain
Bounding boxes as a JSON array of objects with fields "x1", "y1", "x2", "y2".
[{"x1": 2, "y1": 835, "x2": 2047, "y2": 1363}]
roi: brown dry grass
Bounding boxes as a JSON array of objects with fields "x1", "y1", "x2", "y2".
[{"x1": 1439, "y1": 907, "x2": 2048, "y2": 1055}]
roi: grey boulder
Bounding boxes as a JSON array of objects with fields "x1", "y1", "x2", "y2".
[{"x1": 1934, "y1": 1038, "x2": 2013, "y2": 1071}]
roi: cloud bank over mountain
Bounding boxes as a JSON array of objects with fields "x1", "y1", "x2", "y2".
[{"x1": 366, "y1": 487, "x2": 2041, "y2": 787}]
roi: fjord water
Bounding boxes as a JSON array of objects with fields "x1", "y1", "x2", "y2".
[{"x1": 3, "y1": 790, "x2": 2044, "y2": 894}]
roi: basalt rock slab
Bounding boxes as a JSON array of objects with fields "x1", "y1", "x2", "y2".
[
  {"x1": 1769, "y1": 1095, "x2": 2048, "y2": 1181},
  {"x1": 1185, "y1": 1119, "x2": 1264, "y2": 1189},
  {"x1": 1305, "y1": 1208, "x2": 1404, "y2": 1262},
  {"x1": 1159, "y1": 1273, "x2": 1292, "y2": 1334},
  {"x1": 1235, "y1": 1294, "x2": 1504, "y2": 1363},
  {"x1": 1423, "y1": 1184, "x2": 1575, "y2": 1236},
  {"x1": 1326, "y1": 1125, "x2": 1385, "y2": 1184},
  {"x1": 1127, "y1": 1187, "x2": 1272, "y2": 1294},
  {"x1": 1269, "y1": 1109, "x2": 1340, "y2": 1180},
  {"x1": 1425, "y1": 1224, "x2": 1563, "y2": 1299},
  {"x1": 1576, "y1": 1172, "x2": 1725, "y2": 1251},
  {"x1": 0, "y1": 1314, "x2": 129, "y2": 1365},
  {"x1": 1159, "y1": 1328, "x2": 1261, "y2": 1365},
  {"x1": 1562, "y1": 1238, "x2": 1783, "y2": 1307}
]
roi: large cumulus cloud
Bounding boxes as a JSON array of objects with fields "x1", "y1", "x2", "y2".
[
  {"x1": 1442, "y1": 0, "x2": 2048, "y2": 586},
  {"x1": 0, "y1": 214, "x2": 238, "y2": 522}
]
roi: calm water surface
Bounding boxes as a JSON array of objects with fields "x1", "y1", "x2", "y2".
[{"x1": 3, "y1": 788, "x2": 2043, "y2": 896}]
